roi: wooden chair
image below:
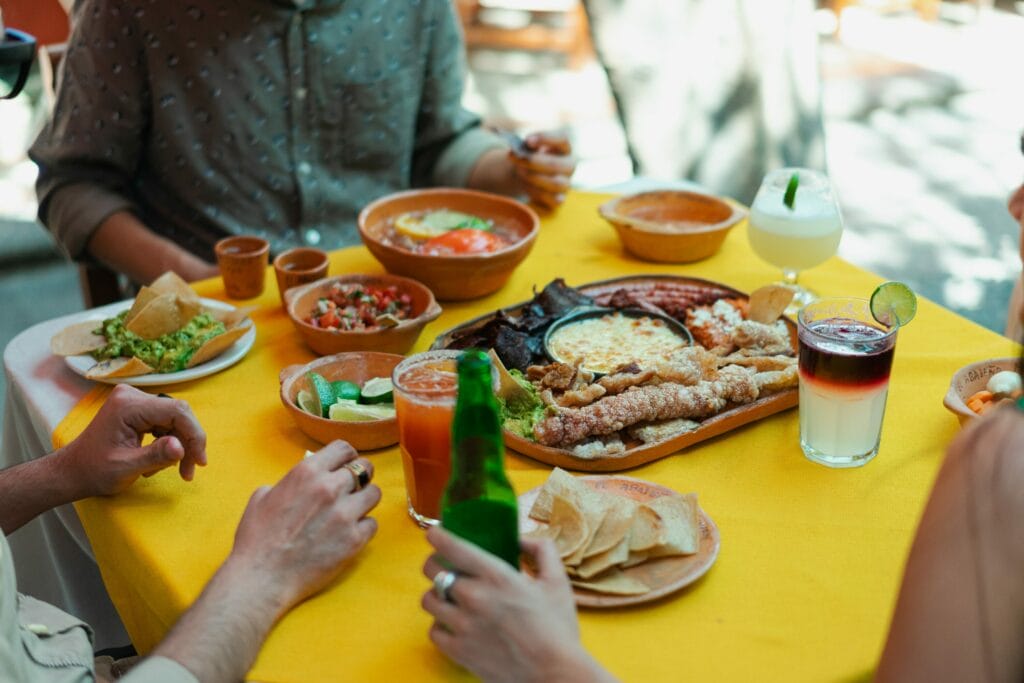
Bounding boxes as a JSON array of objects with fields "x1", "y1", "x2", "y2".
[
  {"x1": 5, "y1": 0, "x2": 125, "y2": 306},
  {"x1": 455, "y1": 0, "x2": 593, "y2": 70}
]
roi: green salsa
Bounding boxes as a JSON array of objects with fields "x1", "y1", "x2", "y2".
[
  {"x1": 91, "y1": 311, "x2": 226, "y2": 373},
  {"x1": 498, "y1": 369, "x2": 546, "y2": 441}
]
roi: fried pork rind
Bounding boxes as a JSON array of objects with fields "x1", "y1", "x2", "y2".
[
  {"x1": 559, "y1": 383, "x2": 607, "y2": 408},
  {"x1": 754, "y1": 365, "x2": 799, "y2": 394},
  {"x1": 50, "y1": 321, "x2": 107, "y2": 356},
  {"x1": 528, "y1": 362, "x2": 577, "y2": 390},
  {"x1": 732, "y1": 320, "x2": 792, "y2": 356},
  {"x1": 86, "y1": 356, "x2": 155, "y2": 379},
  {"x1": 686, "y1": 299, "x2": 746, "y2": 352},
  {"x1": 628, "y1": 418, "x2": 701, "y2": 444},
  {"x1": 718, "y1": 353, "x2": 796, "y2": 372},
  {"x1": 570, "y1": 434, "x2": 627, "y2": 459},
  {"x1": 650, "y1": 346, "x2": 719, "y2": 385},
  {"x1": 597, "y1": 367, "x2": 656, "y2": 395}
]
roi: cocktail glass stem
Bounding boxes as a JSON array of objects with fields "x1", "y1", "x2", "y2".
[{"x1": 780, "y1": 269, "x2": 816, "y2": 314}]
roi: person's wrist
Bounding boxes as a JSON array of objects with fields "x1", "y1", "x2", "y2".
[
  {"x1": 48, "y1": 444, "x2": 95, "y2": 502},
  {"x1": 531, "y1": 642, "x2": 608, "y2": 683},
  {"x1": 218, "y1": 553, "x2": 295, "y2": 621}
]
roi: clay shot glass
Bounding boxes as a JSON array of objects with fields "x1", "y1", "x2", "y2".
[
  {"x1": 215, "y1": 236, "x2": 270, "y2": 299},
  {"x1": 273, "y1": 247, "x2": 329, "y2": 309}
]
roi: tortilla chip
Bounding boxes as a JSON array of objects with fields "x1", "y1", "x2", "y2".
[
  {"x1": 149, "y1": 271, "x2": 199, "y2": 304},
  {"x1": 51, "y1": 321, "x2": 107, "y2": 356},
  {"x1": 576, "y1": 535, "x2": 631, "y2": 579},
  {"x1": 564, "y1": 503, "x2": 609, "y2": 567},
  {"x1": 209, "y1": 305, "x2": 256, "y2": 329},
  {"x1": 185, "y1": 324, "x2": 250, "y2": 368},
  {"x1": 571, "y1": 568, "x2": 650, "y2": 596},
  {"x1": 176, "y1": 295, "x2": 203, "y2": 325},
  {"x1": 124, "y1": 286, "x2": 158, "y2": 326},
  {"x1": 645, "y1": 493, "x2": 701, "y2": 558},
  {"x1": 530, "y1": 467, "x2": 589, "y2": 522},
  {"x1": 628, "y1": 504, "x2": 665, "y2": 552},
  {"x1": 620, "y1": 550, "x2": 649, "y2": 568},
  {"x1": 548, "y1": 494, "x2": 590, "y2": 559},
  {"x1": 748, "y1": 285, "x2": 795, "y2": 324},
  {"x1": 583, "y1": 498, "x2": 636, "y2": 559},
  {"x1": 126, "y1": 293, "x2": 183, "y2": 339},
  {"x1": 86, "y1": 356, "x2": 155, "y2": 379}
]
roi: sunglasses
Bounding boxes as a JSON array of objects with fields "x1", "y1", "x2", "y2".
[{"x1": 0, "y1": 29, "x2": 37, "y2": 100}]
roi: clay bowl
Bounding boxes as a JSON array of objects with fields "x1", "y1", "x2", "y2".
[
  {"x1": 280, "y1": 353, "x2": 402, "y2": 450},
  {"x1": 599, "y1": 190, "x2": 746, "y2": 263},
  {"x1": 284, "y1": 274, "x2": 441, "y2": 356},
  {"x1": 358, "y1": 188, "x2": 540, "y2": 301},
  {"x1": 943, "y1": 357, "x2": 1020, "y2": 426}
]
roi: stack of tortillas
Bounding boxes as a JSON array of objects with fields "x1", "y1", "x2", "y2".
[{"x1": 526, "y1": 468, "x2": 701, "y2": 595}]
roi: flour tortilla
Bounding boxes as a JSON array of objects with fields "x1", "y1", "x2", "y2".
[{"x1": 50, "y1": 321, "x2": 107, "y2": 356}]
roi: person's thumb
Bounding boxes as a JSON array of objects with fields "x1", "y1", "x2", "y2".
[{"x1": 139, "y1": 436, "x2": 185, "y2": 477}]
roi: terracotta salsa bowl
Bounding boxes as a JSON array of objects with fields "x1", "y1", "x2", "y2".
[
  {"x1": 599, "y1": 190, "x2": 746, "y2": 263},
  {"x1": 358, "y1": 188, "x2": 540, "y2": 301},
  {"x1": 284, "y1": 273, "x2": 441, "y2": 356},
  {"x1": 280, "y1": 352, "x2": 403, "y2": 450}
]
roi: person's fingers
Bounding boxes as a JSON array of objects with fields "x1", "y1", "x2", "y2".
[
  {"x1": 422, "y1": 554, "x2": 446, "y2": 581},
  {"x1": 511, "y1": 151, "x2": 575, "y2": 176},
  {"x1": 525, "y1": 132, "x2": 572, "y2": 155},
  {"x1": 1008, "y1": 185, "x2": 1024, "y2": 221},
  {"x1": 331, "y1": 457, "x2": 374, "y2": 494},
  {"x1": 425, "y1": 526, "x2": 515, "y2": 581},
  {"x1": 428, "y1": 621, "x2": 460, "y2": 660},
  {"x1": 337, "y1": 482, "x2": 382, "y2": 522},
  {"x1": 306, "y1": 440, "x2": 359, "y2": 472},
  {"x1": 134, "y1": 435, "x2": 186, "y2": 478},
  {"x1": 123, "y1": 392, "x2": 208, "y2": 469},
  {"x1": 519, "y1": 536, "x2": 564, "y2": 582},
  {"x1": 421, "y1": 589, "x2": 464, "y2": 632},
  {"x1": 515, "y1": 166, "x2": 571, "y2": 194},
  {"x1": 525, "y1": 186, "x2": 566, "y2": 210}
]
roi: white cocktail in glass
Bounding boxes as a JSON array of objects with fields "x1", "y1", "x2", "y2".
[{"x1": 748, "y1": 168, "x2": 843, "y2": 310}]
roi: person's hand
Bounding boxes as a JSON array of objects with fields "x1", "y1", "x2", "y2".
[
  {"x1": 421, "y1": 527, "x2": 612, "y2": 683},
  {"x1": 226, "y1": 441, "x2": 381, "y2": 616},
  {"x1": 57, "y1": 384, "x2": 208, "y2": 498},
  {"x1": 1009, "y1": 182, "x2": 1024, "y2": 223},
  {"x1": 511, "y1": 132, "x2": 576, "y2": 210}
]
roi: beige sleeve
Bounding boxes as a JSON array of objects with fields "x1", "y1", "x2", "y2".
[
  {"x1": 119, "y1": 656, "x2": 200, "y2": 683},
  {"x1": 1006, "y1": 274, "x2": 1023, "y2": 341},
  {"x1": 431, "y1": 127, "x2": 508, "y2": 188},
  {"x1": 37, "y1": 183, "x2": 137, "y2": 260}
]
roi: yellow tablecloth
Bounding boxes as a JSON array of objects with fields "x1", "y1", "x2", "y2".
[{"x1": 54, "y1": 192, "x2": 1017, "y2": 682}]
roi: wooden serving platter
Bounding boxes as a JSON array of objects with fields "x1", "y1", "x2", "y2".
[{"x1": 432, "y1": 275, "x2": 799, "y2": 472}]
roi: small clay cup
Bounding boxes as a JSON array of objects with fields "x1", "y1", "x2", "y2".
[
  {"x1": 215, "y1": 236, "x2": 270, "y2": 299},
  {"x1": 273, "y1": 247, "x2": 329, "y2": 309}
]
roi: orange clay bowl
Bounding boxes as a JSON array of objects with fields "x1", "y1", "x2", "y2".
[
  {"x1": 284, "y1": 273, "x2": 441, "y2": 356},
  {"x1": 943, "y1": 357, "x2": 1020, "y2": 426},
  {"x1": 599, "y1": 190, "x2": 747, "y2": 263},
  {"x1": 279, "y1": 353, "x2": 402, "y2": 450},
  {"x1": 358, "y1": 188, "x2": 540, "y2": 301}
]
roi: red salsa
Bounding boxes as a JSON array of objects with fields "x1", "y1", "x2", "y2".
[{"x1": 307, "y1": 283, "x2": 413, "y2": 331}]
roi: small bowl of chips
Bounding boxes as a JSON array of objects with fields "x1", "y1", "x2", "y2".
[
  {"x1": 520, "y1": 468, "x2": 719, "y2": 607},
  {"x1": 51, "y1": 272, "x2": 255, "y2": 383}
]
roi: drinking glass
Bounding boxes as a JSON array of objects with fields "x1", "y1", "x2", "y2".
[
  {"x1": 392, "y1": 350, "x2": 461, "y2": 527},
  {"x1": 798, "y1": 298, "x2": 897, "y2": 468},
  {"x1": 748, "y1": 168, "x2": 843, "y2": 312}
]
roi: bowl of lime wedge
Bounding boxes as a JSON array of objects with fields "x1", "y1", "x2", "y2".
[{"x1": 280, "y1": 352, "x2": 402, "y2": 450}]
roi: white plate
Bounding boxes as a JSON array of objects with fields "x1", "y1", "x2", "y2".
[{"x1": 63, "y1": 298, "x2": 256, "y2": 386}]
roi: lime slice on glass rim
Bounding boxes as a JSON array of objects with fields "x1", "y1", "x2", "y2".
[{"x1": 870, "y1": 281, "x2": 917, "y2": 328}]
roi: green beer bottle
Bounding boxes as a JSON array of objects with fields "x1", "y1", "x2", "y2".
[{"x1": 441, "y1": 349, "x2": 520, "y2": 568}]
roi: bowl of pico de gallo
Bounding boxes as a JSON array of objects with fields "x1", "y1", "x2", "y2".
[{"x1": 284, "y1": 274, "x2": 441, "y2": 356}]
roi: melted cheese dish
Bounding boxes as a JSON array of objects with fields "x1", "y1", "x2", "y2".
[{"x1": 548, "y1": 313, "x2": 689, "y2": 374}]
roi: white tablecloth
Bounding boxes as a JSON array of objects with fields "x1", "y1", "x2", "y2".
[{"x1": 2, "y1": 302, "x2": 132, "y2": 650}]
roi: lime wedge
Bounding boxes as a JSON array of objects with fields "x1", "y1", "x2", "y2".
[
  {"x1": 329, "y1": 401, "x2": 396, "y2": 422},
  {"x1": 870, "y1": 281, "x2": 917, "y2": 327},
  {"x1": 331, "y1": 380, "x2": 361, "y2": 403},
  {"x1": 296, "y1": 390, "x2": 319, "y2": 416},
  {"x1": 306, "y1": 372, "x2": 335, "y2": 418},
  {"x1": 360, "y1": 377, "x2": 394, "y2": 404},
  {"x1": 783, "y1": 173, "x2": 799, "y2": 210}
]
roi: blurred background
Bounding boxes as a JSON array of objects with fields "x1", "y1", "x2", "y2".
[{"x1": 1, "y1": 0, "x2": 1023, "y2": 411}]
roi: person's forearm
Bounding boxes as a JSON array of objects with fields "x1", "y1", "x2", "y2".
[
  {"x1": 88, "y1": 211, "x2": 218, "y2": 284},
  {"x1": 466, "y1": 148, "x2": 519, "y2": 196},
  {"x1": 150, "y1": 557, "x2": 286, "y2": 683},
  {"x1": 546, "y1": 647, "x2": 620, "y2": 683},
  {"x1": 0, "y1": 451, "x2": 80, "y2": 534}
]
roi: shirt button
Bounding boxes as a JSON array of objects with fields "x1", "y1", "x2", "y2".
[
  {"x1": 303, "y1": 229, "x2": 321, "y2": 246},
  {"x1": 26, "y1": 624, "x2": 50, "y2": 635},
  {"x1": 295, "y1": 87, "x2": 307, "y2": 100},
  {"x1": 297, "y1": 161, "x2": 312, "y2": 175}
]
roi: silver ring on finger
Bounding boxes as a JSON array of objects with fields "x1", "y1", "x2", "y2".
[
  {"x1": 433, "y1": 569, "x2": 457, "y2": 603},
  {"x1": 343, "y1": 461, "x2": 370, "y2": 492}
]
